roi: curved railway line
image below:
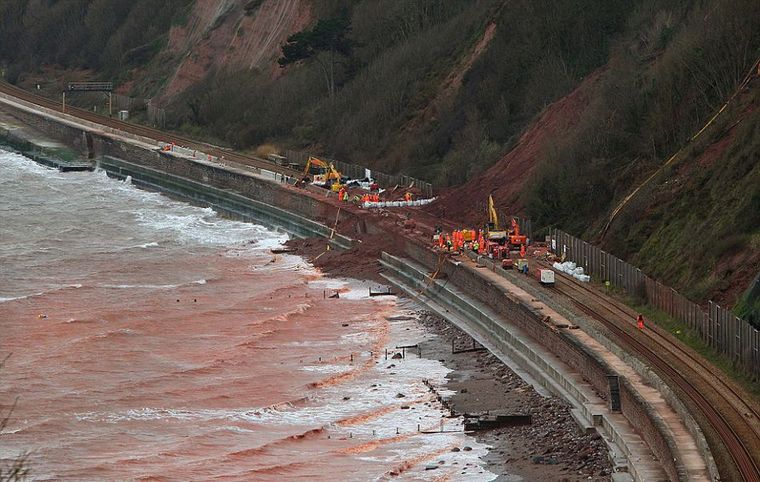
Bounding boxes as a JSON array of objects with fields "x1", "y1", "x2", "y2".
[
  {"x1": 0, "y1": 82, "x2": 303, "y2": 177},
  {"x1": 549, "y1": 269, "x2": 760, "y2": 481},
  {"x1": 3, "y1": 81, "x2": 760, "y2": 479}
]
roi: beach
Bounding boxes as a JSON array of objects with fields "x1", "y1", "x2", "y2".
[{"x1": 0, "y1": 148, "x2": 497, "y2": 480}]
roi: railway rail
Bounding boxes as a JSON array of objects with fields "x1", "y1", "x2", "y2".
[
  {"x1": 4, "y1": 80, "x2": 760, "y2": 479},
  {"x1": 549, "y1": 269, "x2": 760, "y2": 481},
  {"x1": 0, "y1": 81, "x2": 303, "y2": 177}
]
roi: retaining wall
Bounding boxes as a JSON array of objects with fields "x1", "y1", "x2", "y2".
[
  {"x1": 100, "y1": 156, "x2": 352, "y2": 248},
  {"x1": 0, "y1": 95, "x2": 693, "y2": 481},
  {"x1": 401, "y1": 241, "x2": 684, "y2": 481}
]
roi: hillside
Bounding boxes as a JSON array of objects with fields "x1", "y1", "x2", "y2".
[
  {"x1": 159, "y1": 0, "x2": 312, "y2": 100},
  {"x1": 0, "y1": 0, "x2": 758, "y2": 314}
]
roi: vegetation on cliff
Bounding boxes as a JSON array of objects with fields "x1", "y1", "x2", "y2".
[
  {"x1": 0, "y1": 0, "x2": 758, "y2": 312},
  {"x1": 0, "y1": 0, "x2": 191, "y2": 83}
]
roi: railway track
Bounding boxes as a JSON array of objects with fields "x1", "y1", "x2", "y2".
[
  {"x1": 550, "y1": 270, "x2": 760, "y2": 481},
  {"x1": 4, "y1": 80, "x2": 759, "y2": 479},
  {"x1": 0, "y1": 82, "x2": 303, "y2": 177}
]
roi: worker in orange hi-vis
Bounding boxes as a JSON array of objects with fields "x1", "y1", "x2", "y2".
[
  {"x1": 637, "y1": 314, "x2": 645, "y2": 330},
  {"x1": 520, "y1": 244, "x2": 526, "y2": 258}
]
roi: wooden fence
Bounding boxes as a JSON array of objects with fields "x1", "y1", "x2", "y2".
[
  {"x1": 550, "y1": 228, "x2": 760, "y2": 379},
  {"x1": 283, "y1": 150, "x2": 434, "y2": 197}
]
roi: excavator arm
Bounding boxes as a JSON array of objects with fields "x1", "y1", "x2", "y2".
[
  {"x1": 304, "y1": 156, "x2": 329, "y2": 175},
  {"x1": 488, "y1": 195, "x2": 499, "y2": 231}
]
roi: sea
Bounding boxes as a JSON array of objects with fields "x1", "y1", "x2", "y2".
[{"x1": 0, "y1": 148, "x2": 495, "y2": 481}]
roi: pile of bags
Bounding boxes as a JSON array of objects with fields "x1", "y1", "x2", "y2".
[
  {"x1": 363, "y1": 197, "x2": 436, "y2": 209},
  {"x1": 552, "y1": 261, "x2": 591, "y2": 283}
]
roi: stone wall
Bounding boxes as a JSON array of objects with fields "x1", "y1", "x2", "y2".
[{"x1": 402, "y1": 240, "x2": 683, "y2": 481}]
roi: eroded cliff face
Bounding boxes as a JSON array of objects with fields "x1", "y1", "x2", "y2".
[
  {"x1": 1, "y1": 0, "x2": 757, "y2": 311},
  {"x1": 160, "y1": 0, "x2": 311, "y2": 100}
]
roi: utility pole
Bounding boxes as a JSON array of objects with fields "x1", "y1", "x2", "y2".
[{"x1": 62, "y1": 91, "x2": 66, "y2": 113}]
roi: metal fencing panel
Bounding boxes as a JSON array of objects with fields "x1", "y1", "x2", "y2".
[{"x1": 549, "y1": 229, "x2": 759, "y2": 379}]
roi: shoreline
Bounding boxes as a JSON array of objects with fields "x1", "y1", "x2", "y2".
[
  {"x1": 416, "y1": 311, "x2": 611, "y2": 481},
  {"x1": 290, "y1": 237, "x2": 613, "y2": 481},
  {"x1": 0, "y1": 103, "x2": 713, "y2": 479},
  {"x1": 0, "y1": 140, "x2": 606, "y2": 479}
]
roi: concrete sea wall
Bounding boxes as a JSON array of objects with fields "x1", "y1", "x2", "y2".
[
  {"x1": 99, "y1": 155, "x2": 353, "y2": 248},
  {"x1": 398, "y1": 241, "x2": 685, "y2": 481},
  {"x1": 0, "y1": 95, "x2": 711, "y2": 481},
  {"x1": 0, "y1": 95, "x2": 354, "y2": 247}
]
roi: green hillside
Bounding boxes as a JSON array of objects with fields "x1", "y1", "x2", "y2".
[{"x1": 0, "y1": 0, "x2": 758, "y2": 314}]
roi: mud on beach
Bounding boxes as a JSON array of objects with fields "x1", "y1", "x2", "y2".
[{"x1": 288, "y1": 236, "x2": 612, "y2": 481}]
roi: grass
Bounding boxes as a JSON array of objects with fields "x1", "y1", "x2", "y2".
[
  {"x1": 629, "y1": 299, "x2": 760, "y2": 398},
  {"x1": 582, "y1": 274, "x2": 760, "y2": 398}
]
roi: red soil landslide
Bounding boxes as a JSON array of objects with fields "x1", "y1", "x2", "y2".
[{"x1": 426, "y1": 70, "x2": 604, "y2": 225}]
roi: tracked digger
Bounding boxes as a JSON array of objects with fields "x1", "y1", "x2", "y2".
[
  {"x1": 303, "y1": 156, "x2": 346, "y2": 191},
  {"x1": 485, "y1": 195, "x2": 527, "y2": 259},
  {"x1": 486, "y1": 195, "x2": 508, "y2": 244}
]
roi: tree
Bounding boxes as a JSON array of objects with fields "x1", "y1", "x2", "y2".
[{"x1": 278, "y1": 14, "x2": 354, "y2": 98}]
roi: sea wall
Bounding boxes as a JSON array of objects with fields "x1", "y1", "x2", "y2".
[
  {"x1": 0, "y1": 95, "x2": 357, "y2": 247},
  {"x1": 0, "y1": 95, "x2": 694, "y2": 480},
  {"x1": 401, "y1": 241, "x2": 684, "y2": 481},
  {"x1": 100, "y1": 156, "x2": 353, "y2": 248}
]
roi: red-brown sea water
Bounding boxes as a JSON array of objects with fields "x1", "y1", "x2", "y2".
[{"x1": 0, "y1": 150, "x2": 494, "y2": 481}]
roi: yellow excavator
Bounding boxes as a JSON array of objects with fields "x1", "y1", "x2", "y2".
[
  {"x1": 303, "y1": 156, "x2": 329, "y2": 186},
  {"x1": 326, "y1": 163, "x2": 345, "y2": 192},
  {"x1": 303, "y1": 156, "x2": 346, "y2": 192},
  {"x1": 486, "y1": 195, "x2": 508, "y2": 244}
]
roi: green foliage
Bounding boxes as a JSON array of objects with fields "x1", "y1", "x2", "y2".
[
  {"x1": 735, "y1": 274, "x2": 760, "y2": 328},
  {"x1": 515, "y1": 0, "x2": 760, "y2": 306},
  {"x1": 0, "y1": 0, "x2": 192, "y2": 76},
  {"x1": 279, "y1": 15, "x2": 353, "y2": 65},
  {"x1": 279, "y1": 12, "x2": 354, "y2": 98},
  {"x1": 632, "y1": 303, "x2": 760, "y2": 395},
  {"x1": 4, "y1": 0, "x2": 758, "y2": 307}
]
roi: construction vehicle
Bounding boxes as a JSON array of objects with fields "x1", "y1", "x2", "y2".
[
  {"x1": 486, "y1": 195, "x2": 508, "y2": 244},
  {"x1": 302, "y1": 156, "x2": 348, "y2": 191},
  {"x1": 509, "y1": 218, "x2": 528, "y2": 247},
  {"x1": 326, "y1": 163, "x2": 348, "y2": 192},
  {"x1": 485, "y1": 195, "x2": 509, "y2": 259},
  {"x1": 485, "y1": 195, "x2": 529, "y2": 259},
  {"x1": 303, "y1": 156, "x2": 330, "y2": 187}
]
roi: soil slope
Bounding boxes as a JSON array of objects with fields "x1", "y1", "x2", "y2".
[
  {"x1": 161, "y1": 0, "x2": 311, "y2": 99},
  {"x1": 426, "y1": 69, "x2": 603, "y2": 226}
]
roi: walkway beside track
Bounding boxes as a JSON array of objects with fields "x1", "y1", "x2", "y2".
[{"x1": 381, "y1": 251, "x2": 711, "y2": 481}]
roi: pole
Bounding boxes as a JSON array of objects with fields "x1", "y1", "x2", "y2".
[
  {"x1": 108, "y1": 92, "x2": 112, "y2": 117},
  {"x1": 62, "y1": 91, "x2": 66, "y2": 113}
]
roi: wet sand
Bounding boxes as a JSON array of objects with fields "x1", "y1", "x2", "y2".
[
  {"x1": 1, "y1": 153, "x2": 500, "y2": 481},
  {"x1": 416, "y1": 312, "x2": 612, "y2": 481},
  {"x1": 289, "y1": 236, "x2": 613, "y2": 481}
]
